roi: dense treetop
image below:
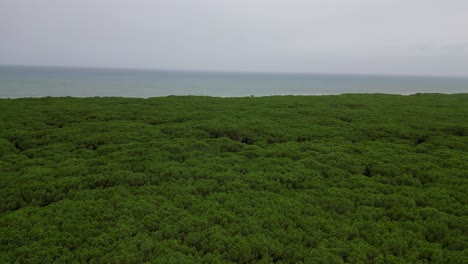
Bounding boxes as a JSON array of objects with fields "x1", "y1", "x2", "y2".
[{"x1": 0, "y1": 94, "x2": 467, "y2": 263}]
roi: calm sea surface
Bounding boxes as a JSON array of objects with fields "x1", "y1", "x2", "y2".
[{"x1": 1, "y1": 65, "x2": 467, "y2": 98}]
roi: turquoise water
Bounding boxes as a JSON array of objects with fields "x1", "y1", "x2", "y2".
[{"x1": 1, "y1": 65, "x2": 467, "y2": 98}]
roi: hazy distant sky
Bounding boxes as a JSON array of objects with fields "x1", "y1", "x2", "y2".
[{"x1": 1, "y1": 0, "x2": 467, "y2": 76}]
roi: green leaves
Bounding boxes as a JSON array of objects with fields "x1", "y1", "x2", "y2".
[{"x1": 0, "y1": 94, "x2": 467, "y2": 263}]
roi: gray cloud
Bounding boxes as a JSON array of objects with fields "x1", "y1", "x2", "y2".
[
  {"x1": 0, "y1": 0, "x2": 467, "y2": 76},
  {"x1": 441, "y1": 43, "x2": 468, "y2": 52}
]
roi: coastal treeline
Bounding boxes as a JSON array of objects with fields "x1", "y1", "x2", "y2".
[{"x1": 0, "y1": 94, "x2": 467, "y2": 263}]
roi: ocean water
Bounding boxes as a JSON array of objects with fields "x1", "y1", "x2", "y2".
[{"x1": 0, "y1": 65, "x2": 467, "y2": 98}]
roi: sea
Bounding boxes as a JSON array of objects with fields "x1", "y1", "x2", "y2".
[{"x1": 1, "y1": 65, "x2": 467, "y2": 98}]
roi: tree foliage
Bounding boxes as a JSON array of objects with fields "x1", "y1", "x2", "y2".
[{"x1": 0, "y1": 94, "x2": 467, "y2": 263}]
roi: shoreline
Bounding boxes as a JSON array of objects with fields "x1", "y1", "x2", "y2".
[{"x1": 1, "y1": 92, "x2": 467, "y2": 100}]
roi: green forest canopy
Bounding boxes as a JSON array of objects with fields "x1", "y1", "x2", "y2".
[{"x1": 0, "y1": 94, "x2": 467, "y2": 263}]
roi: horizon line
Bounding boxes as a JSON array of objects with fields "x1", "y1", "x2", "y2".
[{"x1": 1, "y1": 63, "x2": 467, "y2": 79}]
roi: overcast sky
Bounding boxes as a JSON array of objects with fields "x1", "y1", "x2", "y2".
[{"x1": 1, "y1": 0, "x2": 467, "y2": 76}]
